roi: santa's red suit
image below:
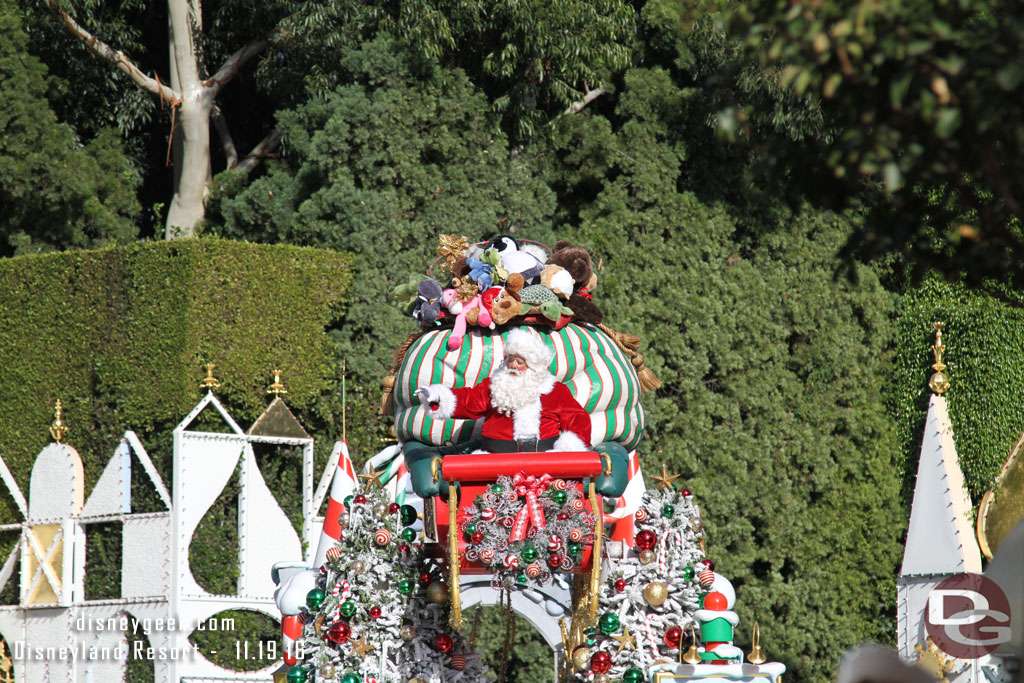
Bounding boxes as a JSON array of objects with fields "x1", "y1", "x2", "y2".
[{"x1": 425, "y1": 376, "x2": 591, "y2": 453}]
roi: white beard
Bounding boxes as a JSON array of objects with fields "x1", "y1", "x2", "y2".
[{"x1": 489, "y1": 364, "x2": 555, "y2": 418}]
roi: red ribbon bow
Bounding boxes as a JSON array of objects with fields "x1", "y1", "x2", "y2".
[{"x1": 510, "y1": 472, "x2": 552, "y2": 542}]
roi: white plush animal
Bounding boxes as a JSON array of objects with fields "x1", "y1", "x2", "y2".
[{"x1": 487, "y1": 236, "x2": 545, "y2": 282}]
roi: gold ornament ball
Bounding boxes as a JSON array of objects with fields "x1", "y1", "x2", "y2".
[
  {"x1": 410, "y1": 679, "x2": 427, "y2": 683},
  {"x1": 595, "y1": 675, "x2": 610, "y2": 683},
  {"x1": 644, "y1": 580, "x2": 668, "y2": 606},
  {"x1": 400, "y1": 624, "x2": 417, "y2": 641},
  {"x1": 426, "y1": 580, "x2": 450, "y2": 604},
  {"x1": 639, "y1": 549, "x2": 656, "y2": 564},
  {"x1": 572, "y1": 646, "x2": 591, "y2": 670},
  {"x1": 320, "y1": 664, "x2": 336, "y2": 678},
  {"x1": 351, "y1": 560, "x2": 366, "y2": 575}
]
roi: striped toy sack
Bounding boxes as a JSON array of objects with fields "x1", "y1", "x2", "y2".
[{"x1": 390, "y1": 324, "x2": 645, "y2": 450}]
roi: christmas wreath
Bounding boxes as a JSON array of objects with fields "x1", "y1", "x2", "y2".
[{"x1": 461, "y1": 473, "x2": 597, "y2": 588}]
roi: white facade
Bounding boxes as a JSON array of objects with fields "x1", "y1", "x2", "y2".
[{"x1": 0, "y1": 392, "x2": 330, "y2": 682}]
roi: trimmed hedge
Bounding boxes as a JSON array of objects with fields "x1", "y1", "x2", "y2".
[{"x1": 893, "y1": 277, "x2": 1024, "y2": 502}]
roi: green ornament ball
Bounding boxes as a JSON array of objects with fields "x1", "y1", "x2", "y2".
[
  {"x1": 598, "y1": 612, "x2": 620, "y2": 635},
  {"x1": 343, "y1": 495, "x2": 354, "y2": 508},
  {"x1": 568, "y1": 541, "x2": 582, "y2": 556},
  {"x1": 516, "y1": 572, "x2": 528, "y2": 585},
  {"x1": 339, "y1": 600, "x2": 357, "y2": 618},
  {"x1": 491, "y1": 484, "x2": 504, "y2": 493},
  {"x1": 341, "y1": 674, "x2": 361, "y2": 683},
  {"x1": 623, "y1": 667, "x2": 644, "y2": 683},
  {"x1": 398, "y1": 579, "x2": 414, "y2": 595},
  {"x1": 551, "y1": 490, "x2": 568, "y2": 505},
  {"x1": 522, "y1": 546, "x2": 538, "y2": 562},
  {"x1": 400, "y1": 504, "x2": 417, "y2": 526},
  {"x1": 286, "y1": 665, "x2": 307, "y2": 683},
  {"x1": 465, "y1": 521, "x2": 477, "y2": 534},
  {"x1": 401, "y1": 527, "x2": 417, "y2": 542},
  {"x1": 661, "y1": 504, "x2": 675, "y2": 518},
  {"x1": 585, "y1": 627, "x2": 597, "y2": 646},
  {"x1": 682, "y1": 566, "x2": 695, "y2": 581},
  {"x1": 305, "y1": 587, "x2": 325, "y2": 610}
]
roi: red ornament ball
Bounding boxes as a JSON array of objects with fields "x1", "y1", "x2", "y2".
[
  {"x1": 548, "y1": 554, "x2": 562, "y2": 568},
  {"x1": 353, "y1": 494, "x2": 366, "y2": 504},
  {"x1": 614, "y1": 579, "x2": 627, "y2": 592},
  {"x1": 389, "y1": 503, "x2": 400, "y2": 514},
  {"x1": 556, "y1": 513, "x2": 569, "y2": 521},
  {"x1": 326, "y1": 621, "x2": 351, "y2": 644},
  {"x1": 681, "y1": 488, "x2": 692, "y2": 496},
  {"x1": 635, "y1": 530, "x2": 657, "y2": 551},
  {"x1": 701, "y1": 558, "x2": 715, "y2": 571},
  {"x1": 369, "y1": 606, "x2": 382, "y2": 619},
  {"x1": 433, "y1": 634, "x2": 454, "y2": 653},
  {"x1": 420, "y1": 572, "x2": 433, "y2": 585},
  {"x1": 470, "y1": 532, "x2": 484, "y2": 544},
  {"x1": 664, "y1": 625, "x2": 682, "y2": 648},
  {"x1": 704, "y1": 591, "x2": 728, "y2": 610},
  {"x1": 590, "y1": 651, "x2": 613, "y2": 673},
  {"x1": 397, "y1": 543, "x2": 411, "y2": 559}
]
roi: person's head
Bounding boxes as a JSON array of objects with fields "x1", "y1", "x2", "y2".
[
  {"x1": 502, "y1": 328, "x2": 554, "y2": 374},
  {"x1": 490, "y1": 328, "x2": 556, "y2": 415}
]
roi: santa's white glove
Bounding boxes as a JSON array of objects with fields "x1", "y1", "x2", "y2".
[{"x1": 415, "y1": 386, "x2": 440, "y2": 406}]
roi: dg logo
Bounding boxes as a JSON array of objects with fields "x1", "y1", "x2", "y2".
[{"x1": 925, "y1": 573, "x2": 1011, "y2": 659}]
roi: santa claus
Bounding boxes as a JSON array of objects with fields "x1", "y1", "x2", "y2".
[{"x1": 415, "y1": 328, "x2": 592, "y2": 453}]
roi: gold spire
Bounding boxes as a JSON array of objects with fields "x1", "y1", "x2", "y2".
[
  {"x1": 200, "y1": 362, "x2": 221, "y2": 390},
  {"x1": 267, "y1": 369, "x2": 287, "y2": 397},
  {"x1": 928, "y1": 323, "x2": 950, "y2": 395},
  {"x1": 747, "y1": 622, "x2": 767, "y2": 664},
  {"x1": 49, "y1": 399, "x2": 68, "y2": 443}
]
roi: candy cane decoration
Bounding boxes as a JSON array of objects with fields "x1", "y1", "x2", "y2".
[
  {"x1": 644, "y1": 613, "x2": 660, "y2": 661},
  {"x1": 314, "y1": 441, "x2": 358, "y2": 567}
]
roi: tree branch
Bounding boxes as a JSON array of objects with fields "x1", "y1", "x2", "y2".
[
  {"x1": 211, "y1": 105, "x2": 238, "y2": 168},
  {"x1": 203, "y1": 38, "x2": 270, "y2": 97},
  {"x1": 43, "y1": 0, "x2": 181, "y2": 103},
  {"x1": 562, "y1": 87, "x2": 606, "y2": 116},
  {"x1": 234, "y1": 129, "x2": 282, "y2": 174}
]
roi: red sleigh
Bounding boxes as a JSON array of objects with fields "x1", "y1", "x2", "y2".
[{"x1": 421, "y1": 450, "x2": 611, "y2": 627}]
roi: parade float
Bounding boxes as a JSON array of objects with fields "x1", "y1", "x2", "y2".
[{"x1": 275, "y1": 235, "x2": 787, "y2": 683}]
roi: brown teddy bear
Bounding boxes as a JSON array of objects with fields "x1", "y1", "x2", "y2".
[
  {"x1": 545, "y1": 241, "x2": 603, "y2": 325},
  {"x1": 490, "y1": 273, "x2": 525, "y2": 326}
]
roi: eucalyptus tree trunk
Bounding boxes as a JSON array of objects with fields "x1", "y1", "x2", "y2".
[{"x1": 45, "y1": 0, "x2": 277, "y2": 239}]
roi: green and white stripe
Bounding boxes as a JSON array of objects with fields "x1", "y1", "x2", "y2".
[{"x1": 393, "y1": 324, "x2": 644, "y2": 449}]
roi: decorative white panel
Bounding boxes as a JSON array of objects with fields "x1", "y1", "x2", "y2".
[
  {"x1": 28, "y1": 444, "x2": 83, "y2": 521},
  {"x1": 238, "y1": 446, "x2": 301, "y2": 598},
  {"x1": 174, "y1": 433, "x2": 245, "y2": 597},
  {"x1": 122, "y1": 514, "x2": 171, "y2": 599},
  {"x1": 81, "y1": 442, "x2": 131, "y2": 518}
]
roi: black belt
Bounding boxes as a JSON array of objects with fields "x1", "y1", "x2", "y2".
[{"x1": 481, "y1": 437, "x2": 558, "y2": 453}]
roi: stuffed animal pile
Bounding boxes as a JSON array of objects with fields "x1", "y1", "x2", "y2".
[{"x1": 392, "y1": 235, "x2": 605, "y2": 350}]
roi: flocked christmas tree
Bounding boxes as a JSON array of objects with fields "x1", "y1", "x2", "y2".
[
  {"x1": 288, "y1": 482, "x2": 486, "y2": 682},
  {"x1": 570, "y1": 476, "x2": 708, "y2": 682}
]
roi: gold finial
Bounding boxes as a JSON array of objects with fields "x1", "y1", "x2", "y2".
[
  {"x1": 682, "y1": 624, "x2": 702, "y2": 664},
  {"x1": 914, "y1": 636, "x2": 955, "y2": 681},
  {"x1": 267, "y1": 369, "x2": 287, "y2": 396},
  {"x1": 49, "y1": 399, "x2": 68, "y2": 443},
  {"x1": 747, "y1": 622, "x2": 767, "y2": 664},
  {"x1": 200, "y1": 362, "x2": 221, "y2": 390},
  {"x1": 929, "y1": 322, "x2": 950, "y2": 395}
]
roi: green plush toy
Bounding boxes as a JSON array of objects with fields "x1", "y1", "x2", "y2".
[
  {"x1": 481, "y1": 248, "x2": 510, "y2": 284},
  {"x1": 539, "y1": 300, "x2": 574, "y2": 321},
  {"x1": 391, "y1": 276, "x2": 422, "y2": 315}
]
